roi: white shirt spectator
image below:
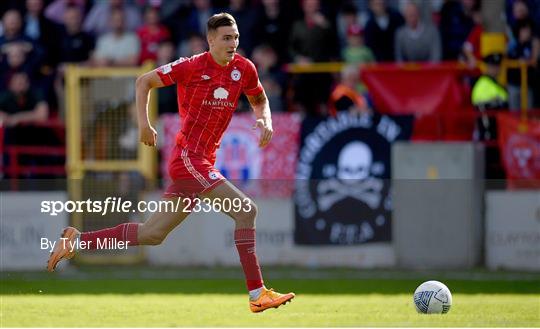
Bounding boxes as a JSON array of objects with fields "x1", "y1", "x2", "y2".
[
  {"x1": 94, "y1": 32, "x2": 140, "y2": 63},
  {"x1": 83, "y1": 2, "x2": 141, "y2": 36}
]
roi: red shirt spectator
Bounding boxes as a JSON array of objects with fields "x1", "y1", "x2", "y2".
[
  {"x1": 462, "y1": 9, "x2": 483, "y2": 67},
  {"x1": 137, "y1": 6, "x2": 170, "y2": 64}
]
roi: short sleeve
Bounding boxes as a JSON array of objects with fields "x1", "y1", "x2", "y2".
[
  {"x1": 242, "y1": 59, "x2": 264, "y2": 96},
  {"x1": 156, "y1": 57, "x2": 192, "y2": 87}
]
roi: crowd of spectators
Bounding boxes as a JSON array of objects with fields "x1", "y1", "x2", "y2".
[
  {"x1": 0, "y1": 0, "x2": 539, "y2": 176},
  {"x1": 1, "y1": 0, "x2": 540, "y2": 118}
]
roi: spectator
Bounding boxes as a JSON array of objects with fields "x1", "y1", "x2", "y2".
[
  {"x1": 53, "y1": 5, "x2": 94, "y2": 118},
  {"x1": 91, "y1": 9, "x2": 140, "y2": 67},
  {"x1": 254, "y1": 0, "x2": 291, "y2": 64},
  {"x1": 289, "y1": 0, "x2": 337, "y2": 116},
  {"x1": 156, "y1": 41, "x2": 177, "y2": 115},
  {"x1": 0, "y1": 71, "x2": 52, "y2": 174},
  {"x1": 227, "y1": 0, "x2": 257, "y2": 57},
  {"x1": 462, "y1": 6, "x2": 483, "y2": 67},
  {"x1": 342, "y1": 24, "x2": 375, "y2": 66},
  {"x1": 471, "y1": 53, "x2": 507, "y2": 141},
  {"x1": 394, "y1": 1, "x2": 442, "y2": 62},
  {"x1": 506, "y1": 0, "x2": 539, "y2": 37},
  {"x1": 24, "y1": 0, "x2": 62, "y2": 67},
  {"x1": 44, "y1": 0, "x2": 88, "y2": 25},
  {"x1": 83, "y1": 0, "x2": 141, "y2": 36},
  {"x1": 0, "y1": 10, "x2": 44, "y2": 87},
  {"x1": 289, "y1": 0, "x2": 336, "y2": 63},
  {"x1": 328, "y1": 65, "x2": 370, "y2": 117},
  {"x1": 252, "y1": 44, "x2": 286, "y2": 112},
  {"x1": 0, "y1": 42, "x2": 37, "y2": 89},
  {"x1": 363, "y1": 0, "x2": 404, "y2": 62},
  {"x1": 507, "y1": 20, "x2": 539, "y2": 111},
  {"x1": 58, "y1": 5, "x2": 94, "y2": 64},
  {"x1": 178, "y1": 33, "x2": 206, "y2": 58},
  {"x1": 167, "y1": 0, "x2": 214, "y2": 44},
  {"x1": 506, "y1": 0, "x2": 539, "y2": 55},
  {"x1": 24, "y1": 0, "x2": 63, "y2": 112},
  {"x1": 439, "y1": 0, "x2": 476, "y2": 60},
  {"x1": 252, "y1": 44, "x2": 286, "y2": 86},
  {"x1": 136, "y1": 6, "x2": 170, "y2": 64},
  {"x1": 506, "y1": 0, "x2": 540, "y2": 108},
  {"x1": 0, "y1": 9, "x2": 34, "y2": 48},
  {"x1": 336, "y1": 2, "x2": 362, "y2": 50},
  {"x1": 0, "y1": 72, "x2": 48, "y2": 127},
  {"x1": 155, "y1": 41, "x2": 174, "y2": 67}
]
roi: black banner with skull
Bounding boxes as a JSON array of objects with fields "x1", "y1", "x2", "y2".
[{"x1": 294, "y1": 112, "x2": 413, "y2": 245}]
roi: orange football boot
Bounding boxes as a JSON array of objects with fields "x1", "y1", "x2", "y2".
[
  {"x1": 47, "y1": 227, "x2": 80, "y2": 272},
  {"x1": 249, "y1": 287, "x2": 295, "y2": 313}
]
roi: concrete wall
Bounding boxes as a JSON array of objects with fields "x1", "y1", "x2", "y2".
[
  {"x1": 3, "y1": 183, "x2": 539, "y2": 271},
  {"x1": 392, "y1": 142, "x2": 485, "y2": 269},
  {"x1": 1, "y1": 192, "x2": 68, "y2": 270},
  {"x1": 486, "y1": 190, "x2": 540, "y2": 271}
]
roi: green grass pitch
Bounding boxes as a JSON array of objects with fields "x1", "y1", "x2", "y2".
[{"x1": 1, "y1": 269, "x2": 539, "y2": 327}]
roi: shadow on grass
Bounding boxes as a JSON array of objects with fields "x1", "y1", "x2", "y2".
[{"x1": 2, "y1": 277, "x2": 539, "y2": 296}]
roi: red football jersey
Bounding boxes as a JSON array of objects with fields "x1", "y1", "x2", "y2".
[{"x1": 156, "y1": 52, "x2": 263, "y2": 162}]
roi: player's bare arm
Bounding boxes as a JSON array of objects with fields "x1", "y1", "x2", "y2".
[
  {"x1": 135, "y1": 70, "x2": 165, "y2": 146},
  {"x1": 247, "y1": 90, "x2": 273, "y2": 148}
]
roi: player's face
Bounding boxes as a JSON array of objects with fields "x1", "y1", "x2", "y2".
[{"x1": 208, "y1": 25, "x2": 239, "y2": 65}]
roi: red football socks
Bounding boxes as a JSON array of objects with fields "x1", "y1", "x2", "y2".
[
  {"x1": 234, "y1": 228, "x2": 264, "y2": 291},
  {"x1": 80, "y1": 223, "x2": 140, "y2": 249}
]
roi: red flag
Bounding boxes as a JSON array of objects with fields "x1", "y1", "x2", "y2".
[{"x1": 361, "y1": 63, "x2": 476, "y2": 140}]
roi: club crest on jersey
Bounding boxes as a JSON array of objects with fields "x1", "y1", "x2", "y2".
[
  {"x1": 213, "y1": 87, "x2": 229, "y2": 100},
  {"x1": 231, "y1": 69, "x2": 241, "y2": 81},
  {"x1": 208, "y1": 171, "x2": 221, "y2": 180},
  {"x1": 201, "y1": 74, "x2": 210, "y2": 80}
]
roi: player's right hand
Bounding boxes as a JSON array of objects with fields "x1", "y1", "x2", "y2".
[{"x1": 139, "y1": 125, "x2": 157, "y2": 146}]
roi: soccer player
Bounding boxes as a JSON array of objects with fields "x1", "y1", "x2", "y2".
[{"x1": 47, "y1": 13, "x2": 295, "y2": 313}]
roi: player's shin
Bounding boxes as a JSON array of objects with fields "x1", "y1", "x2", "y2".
[
  {"x1": 80, "y1": 222, "x2": 140, "y2": 249},
  {"x1": 234, "y1": 228, "x2": 264, "y2": 294}
]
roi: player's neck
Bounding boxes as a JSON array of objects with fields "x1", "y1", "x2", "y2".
[{"x1": 209, "y1": 50, "x2": 231, "y2": 67}]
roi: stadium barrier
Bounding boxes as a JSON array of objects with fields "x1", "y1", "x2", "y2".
[{"x1": 0, "y1": 120, "x2": 65, "y2": 189}]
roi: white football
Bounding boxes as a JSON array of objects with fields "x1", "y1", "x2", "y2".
[{"x1": 413, "y1": 280, "x2": 452, "y2": 314}]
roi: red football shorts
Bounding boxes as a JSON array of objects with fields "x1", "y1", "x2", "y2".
[{"x1": 163, "y1": 145, "x2": 226, "y2": 198}]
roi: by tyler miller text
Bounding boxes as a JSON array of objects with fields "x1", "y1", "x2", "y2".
[{"x1": 41, "y1": 238, "x2": 129, "y2": 252}]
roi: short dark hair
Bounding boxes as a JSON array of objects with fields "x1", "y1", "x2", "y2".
[{"x1": 207, "y1": 13, "x2": 236, "y2": 34}]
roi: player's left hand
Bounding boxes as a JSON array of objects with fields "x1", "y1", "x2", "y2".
[{"x1": 252, "y1": 119, "x2": 273, "y2": 148}]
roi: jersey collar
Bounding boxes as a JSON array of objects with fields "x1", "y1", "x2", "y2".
[{"x1": 206, "y1": 51, "x2": 236, "y2": 70}]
